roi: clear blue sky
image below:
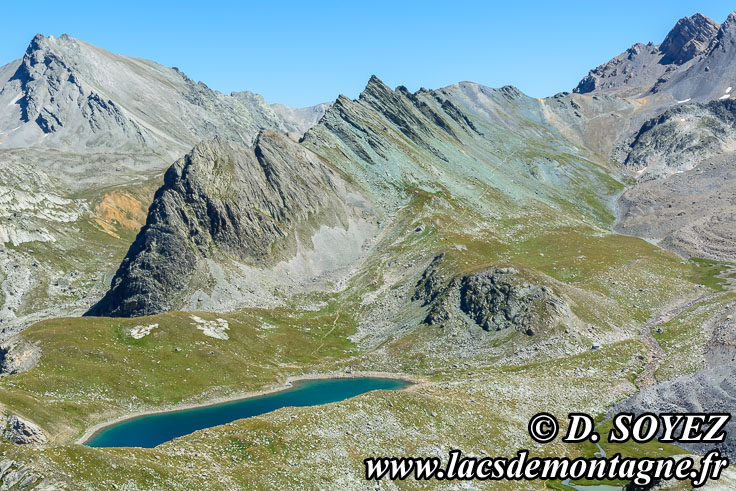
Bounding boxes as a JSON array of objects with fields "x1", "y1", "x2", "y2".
[{"x1": 1, "y1": 1, "x2": 734, "y2": 107}]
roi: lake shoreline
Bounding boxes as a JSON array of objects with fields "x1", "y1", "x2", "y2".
[{"x1": 76, "y1": 371, "x2": 426, "y2": 446}]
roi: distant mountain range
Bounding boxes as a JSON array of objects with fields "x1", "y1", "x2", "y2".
[{"x1": 0, "y1": 34, "x2": 330, "y2": 158}]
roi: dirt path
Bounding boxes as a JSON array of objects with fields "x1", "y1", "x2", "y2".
[
  {"x1": 634, "y1": 262, "x2": 736, "y2": 389},
  {"x1": 635, "y1": 292, "x2": 719, "y2": 389},
  {"x1": 309, "y1": 312, "x2": 341, "y2": 356}
]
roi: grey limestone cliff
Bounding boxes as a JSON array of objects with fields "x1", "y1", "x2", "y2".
[{"x1": 87, "y1": 131, "x2": 369, "y2": 317}]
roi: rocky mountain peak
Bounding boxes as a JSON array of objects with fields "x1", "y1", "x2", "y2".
[
  {"x1": 360, "y1": 75, "x2": 392, "y2": 100},
  {"x1": 25, "y1": 33, "x2": 47, "y2": 55},
  {"x1": 723, "y1": 11, "x2": 736, "y2": 28},
  {"x1": 86, "y1": 131, "x2": 367, "y2": 317},
  {"x1": 714, "y1": 11, "x2": 736, "y2": 45},
  {"x1": 367, "y1": 74, "x2": 386, "y2": 85},
  {"x1": 0, "y1": 33, "x2": 288, "y2": 155},
  {"x1": 20, "y1": 33, "x2": 80, "y2": 70},
  {"x1": 573, "y1": 12, "x2": 732, "y2": 99},
  {"x1": 25, "y1": 33, "x2": 61, "y2": 53},
  {"x1": 9, "y1": 34, "x2": 100, "y2": 135},
  {"x1": 660, "y1": 13, "x2": 719, "y2": 65}
]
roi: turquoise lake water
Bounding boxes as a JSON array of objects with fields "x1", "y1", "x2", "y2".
[{"x1": 85, "y1": 377, "x2": 412, "y2": 448}]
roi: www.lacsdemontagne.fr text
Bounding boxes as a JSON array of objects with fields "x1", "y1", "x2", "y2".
[
  {"x1": 364, "y1": 449, "x2": 728, "y2": 487},
  {"x1": 364, "y1": 412, "x2": 732, "y2": 487}
]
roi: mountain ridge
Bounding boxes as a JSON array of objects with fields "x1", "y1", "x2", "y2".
[
  {"x1": 0, "y1": 33, "x2": 291, "y2": 159},
  {"x1": 89, "y1": 73, "x2": 626, "y2": 318},
  {"x1": 0, "y1": 33, "x2": 336, "y2": 334},
  {"x1": 574, "y1": 11, "x2": 736, "y2": 106},
  {"x1": 86, "y1": 131, "x2": 377, "y2": 317}
]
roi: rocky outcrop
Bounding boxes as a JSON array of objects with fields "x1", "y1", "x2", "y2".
[
  {"x1": 0, "y1": 338, "x2": 40, "y2": 375},
  {"x1": 412, "y1": 254, "x2": 461, "y2": 326},
  {"x1": 87, "y1": 131, "x2": 369, "y2": 317},
  {"x1": 659, "y1": 13, "x2": 721, "y2": 65},
  {"x1": 0, "y1": 460, "x2": 43, "y2": 489},
  {"x1": 414, "y1": 259, "x2": 564, "y2": 336},
  {"x1": 624, "y1": 99, "x2": 736, "y2": 176},
  {"x1": 574, "y1": 42, "x2": 662, "y2": 97},
  {"x1": 458, "y1": 269, "x2": 556, "y2": 336},
  {"x1": 411, "y1": 253, "x2": 446, "y2": 306},
  {"x1": 308, "y1": 76, "x2": 461, "y2": 171},
  {"x1": 2, "y1": 415, "x2": 47, "y2": 445}
]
